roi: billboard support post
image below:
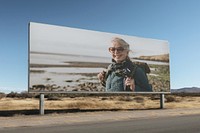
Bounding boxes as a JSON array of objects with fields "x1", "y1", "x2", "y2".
[
  {"x1": 39, "y1": 93, "x2": 45, "y2": 115},
  {"x1": 160, "y1": 93, "x2": 165, "y2": 109}
]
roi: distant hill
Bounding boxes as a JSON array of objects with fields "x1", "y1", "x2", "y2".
[
  {"x1": 171, "y1": 87, "x2": 200, "y2": 93},
  {"x1": 133, "y1": 54, "x2": 169, "y2": 62}
]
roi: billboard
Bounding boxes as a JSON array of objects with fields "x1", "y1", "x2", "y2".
[{"x1": 29, "y1": 22, "x2": 170, "y2": 93}]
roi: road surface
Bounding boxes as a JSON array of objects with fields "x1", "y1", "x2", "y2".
[{"x1": 0, "y1": 114, "x2": 200, "y2": 133}]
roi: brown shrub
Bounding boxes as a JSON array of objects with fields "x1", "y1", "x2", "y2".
[
  {"x1": 6, "y1": 91, "x2": 35, "y2": 98},
  {"x1": 134, "y1": 96, "x2": 144, "y2": 103},
  {"x1": 165, "y1": 95, "x2": 180, "y2": 102},
  {"x1": 6, "y1": 92, "x2": 21, "y2": 98},
  {"x1": 47, "y1": 96, "x2": 62, "y2": 101},
  {"x1": 0, "y1": 92, "x2": 6, "y2": 99},
  {"x1": 118, "y1": 96, "x2": 134, "y2": 102},
  {"x1": 150, "y1": 95, "x2": 160, "y2": 100}
]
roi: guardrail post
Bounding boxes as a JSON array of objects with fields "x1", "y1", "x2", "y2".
[
  {"x1": 160, "y1": 93, "x2": 165, "y2": 109},
  {"x1": 39, "y1": 93, "x2": 45, "y2": 115}
]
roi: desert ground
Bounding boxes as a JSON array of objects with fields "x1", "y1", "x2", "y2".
[{"x1": 0, "y1": 93, "x2": 200, "y2": 114}]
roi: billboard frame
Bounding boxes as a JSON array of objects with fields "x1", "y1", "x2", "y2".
[
  {"x1": 28, "y1": 22, "x2": 171, "y2": 94},
  {"x1": 28, "y1": 22, "x2": 170, "y2": 115}
]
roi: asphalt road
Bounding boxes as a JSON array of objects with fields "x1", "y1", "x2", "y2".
[{"x1": 0, "y1": 114, "x2": 200, "y2": 133}]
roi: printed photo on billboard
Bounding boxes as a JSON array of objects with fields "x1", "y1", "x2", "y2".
[{"x1": 29, "y1": 22, "x2": 170, "y2": 93}]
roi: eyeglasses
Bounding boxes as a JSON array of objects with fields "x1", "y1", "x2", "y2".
[{"x1": 109, "y1": 47, "x2": 125, "y2": 53}]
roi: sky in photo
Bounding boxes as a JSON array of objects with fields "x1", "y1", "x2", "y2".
[
  {"x1": 30, "y1": 22, "x2": 169, "y2": 58},
  {"x1": 0, "y1": 0, "x2": 200, "y2": 93}
]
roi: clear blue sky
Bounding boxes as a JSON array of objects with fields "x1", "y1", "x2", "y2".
[{"x1": 1, "y1": 0, "x2": 200, "y2": 93}]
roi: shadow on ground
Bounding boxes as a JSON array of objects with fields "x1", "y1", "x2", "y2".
[{"x1": 0, "y1": 108, "x2": 162, "y2": 117}]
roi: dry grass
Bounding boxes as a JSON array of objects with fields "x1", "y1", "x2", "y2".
[
  {"x1": 0, "y1": 98, "x2": 39, "y2": 110},
  {"x1": 165, "y1": 96, "x2": 200, "y2": 109},
  {"x1": 0, "y1": 95, "x2": 200, "y2": 111}
]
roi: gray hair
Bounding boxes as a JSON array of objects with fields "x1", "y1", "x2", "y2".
[{"x1": 111, "y1": 37, "x2": 130, "y2": 50}]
